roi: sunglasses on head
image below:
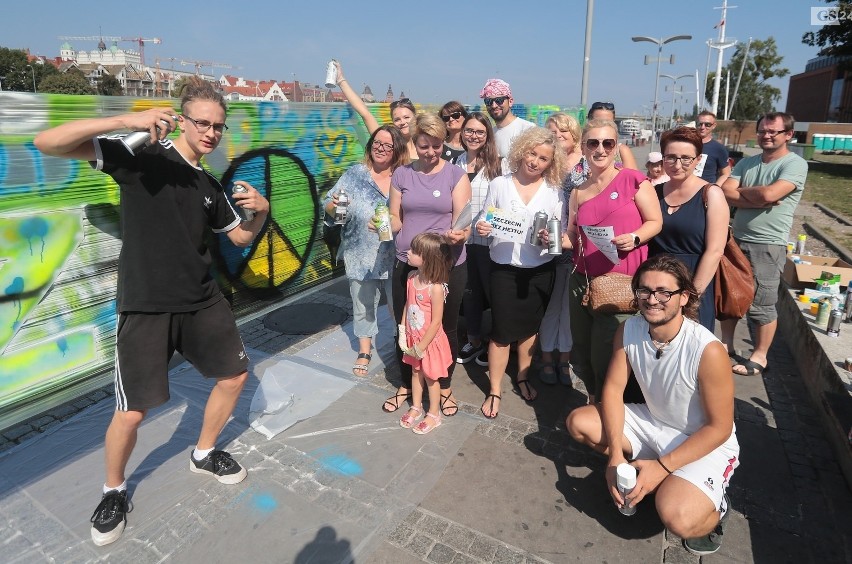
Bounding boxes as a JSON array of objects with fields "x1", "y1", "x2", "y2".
[
  {"x1": 441, "y1": 111, "x2": 463, "y2": 122},
  {"x1": 585, "y1": 138, "x2": 617, "y2": 151},
  {"x1": 590, "y1": 102, "x2": 615, "y2": 111},
  {"x1": 484, "y1": 96, "x2": 509, "y2": 107},
  {"x1": 390, "y1": 98, "x2": 412, "y2": 110}
]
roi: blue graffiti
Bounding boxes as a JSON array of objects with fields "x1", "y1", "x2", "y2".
[
  {"x1": 252, "y1": 492, "x2": 278, "y2": 514},
  {"x1": 18, "y1": 217, "x2": 49, "y2": 260}
]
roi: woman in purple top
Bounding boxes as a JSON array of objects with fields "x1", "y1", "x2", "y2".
[
  {"x1": 385, "y1": 113, "x2": 472, "y2": 416},
  {"x1": 565, "y1": 118, "x2": 662, "y2": 403}
]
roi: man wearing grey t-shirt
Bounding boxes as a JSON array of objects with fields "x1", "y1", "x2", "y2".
[
  {"x1": 720, "y1": 112, "x2": 808, "y2": 377},
  {"x1": 479, "y1": 78, "x2": 534, "y2": 160}
]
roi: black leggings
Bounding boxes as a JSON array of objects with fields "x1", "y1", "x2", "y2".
[{"x1": 392, "y1": 259, "x2": 467, "y2": 390}]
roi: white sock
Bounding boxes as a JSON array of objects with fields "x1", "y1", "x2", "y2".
[
  {"x1": 103, "y1": 481, "x2": 127, "y2": 494},
  {"x1": 193, "y1": 447, "x2": 214, "y2": 461}
]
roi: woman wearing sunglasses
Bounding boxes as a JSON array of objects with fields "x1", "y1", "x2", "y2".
[
  {"x1": 587, "y1": 102, "x2": 639, "y2": 171},
  {"x1": 648, "y1": 127, "x2": 728, "y2": 332},
  {"x1": 475, "y1": 127, "x2": 567, "y2": 418},
  {"x1": 454, "y1": 112, "x2": 502, "y2": 366},
  {"x1": 566, "y1": 118, "x2": 662, "y2": 404},
  {"x1": 332, "y1": 60, "x2": 418, "y2": 161},
  {"x1": 439, "y1": 101, "x2": 468, "y2": 162},
  {"x1": 385, "y1": 113, "x2": 472, "y2": 417}
]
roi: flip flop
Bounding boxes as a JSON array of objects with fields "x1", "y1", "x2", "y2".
[
  {"x1": 382, "y1": 391, "x2": 410, "y2": 413},
  {"x1": 439, "y1": 393, "x2": 458, "y2": 417},
  {"x1": 481, "y1": 393, "x2": 501, "y2": 419},
  {"x1": 732, "y1": 359, "x2": 766, "y2": 376},
  {"x1": 412, "y1": 412, "x2": 442, "y2": 434},
  {"x1": 515, "y1": 378, "x2": 537, "y2": 402},
  {"x1": 352, "y1": 352, "x2": 371, "y2": 376}
]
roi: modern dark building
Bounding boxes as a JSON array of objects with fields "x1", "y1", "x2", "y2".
[{"x1": 786, "y1": 55, "x2": 852, "y2": 123}]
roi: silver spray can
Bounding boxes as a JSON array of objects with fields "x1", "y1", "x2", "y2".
[
  {"x1": 324, "y1": 59, "x2": 338, "y2": 88},
  {"x1": 616, "y1": 463, "x2": 637, "y2": 516},
  {"x1": 120, "y1": 118, "x2": 175, "y2": 155},
  {"x1": 828, "y1": 309, "x2": 842, "y2": 337},
  {"x1": 547, "y1": 217, "x2": 562, "y2": 255},
  {"x1": 232, "y1": 184, "x2": 255, "y2": 222},
  {"x1": 843, "y1": 288, "x2": 852, "y2": 322},
  {"x1": 529, "y1": 210, "x2": 549, "y2": 245}
]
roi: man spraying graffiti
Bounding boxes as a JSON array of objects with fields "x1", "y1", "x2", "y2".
[{"x1": 34, "y1": 76, "x2": 269, "y2": 546}]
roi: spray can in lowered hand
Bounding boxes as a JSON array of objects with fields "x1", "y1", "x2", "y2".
[
  {"x1": 547, "y1": 217, "x2": 562, "y2": 255},
  {"x1": 616, "y1": 463, "x2": 637, "y2": 516},
  {"x1": 232, "y1": 183, "x2": 255, "y2": 222},
  {"x1": 529, "y1": 210, "x2": 549, "y2": 246},
  {"x1": 374, "y1": 202, "x2": 392, "y2": 242}
]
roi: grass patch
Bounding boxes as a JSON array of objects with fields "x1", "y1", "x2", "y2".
[{"x1": 801, "y1": 154, "x2": 852, "y2": 218}]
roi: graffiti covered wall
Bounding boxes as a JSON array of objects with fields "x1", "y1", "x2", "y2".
[{"x1": 0, "y1": 91, "x2": 580, "y2": 429}]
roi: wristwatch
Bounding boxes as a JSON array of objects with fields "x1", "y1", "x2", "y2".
[{"x1": 630, "y1": 233, "x2": 640, "y2": 247}]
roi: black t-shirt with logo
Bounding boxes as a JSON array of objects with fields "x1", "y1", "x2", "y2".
[{"x1": 93, "y1": 137, "x2": 241, "y2": 313}]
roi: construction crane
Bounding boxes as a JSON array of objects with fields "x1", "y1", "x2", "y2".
[
  {"x1": 180, "y1": 59, "x2": 233, "y2": 77},
  {"x1": 58, "y1": 35, "x2": 162, "y2": 65}
]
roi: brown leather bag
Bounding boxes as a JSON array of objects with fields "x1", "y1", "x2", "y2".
[
  {"x1": 715, "y1": 228, "x2": 755, "y2": 320},
  {"x1": 583, "y1": 272, "x2": 637, "y2": 314},
  {"x1": 702, "y1": 185, "x2": 754, "y2": 320}
]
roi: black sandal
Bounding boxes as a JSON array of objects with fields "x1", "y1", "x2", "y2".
[
  {"x1": 515, "y1": 379, "x2": 537, "y2": 402},
  {"x1": 440, "y1": 393, "x2": 458, "y2": 417},
  {"x1": 481, "y1": 393, "x2": 501, "y2": 419},
  {"x1": 382, "y1": 391, "x2": 410, "y2": 413},
  {"x1": 352, "y1": 352, "x2": 372, "y2": 376}
]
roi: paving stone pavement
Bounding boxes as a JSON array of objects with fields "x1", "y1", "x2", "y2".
[{"x1": 2, "y1": 277, "x2": 851, "y2": 563}]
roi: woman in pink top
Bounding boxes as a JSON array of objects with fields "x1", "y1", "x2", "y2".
[{"x1": 565, "y1": 118, "x2": 662, "y2": 403}]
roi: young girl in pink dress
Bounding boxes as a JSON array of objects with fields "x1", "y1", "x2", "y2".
[{"x1": 398, "y1": 233, "x2": 454, "y2": 434}]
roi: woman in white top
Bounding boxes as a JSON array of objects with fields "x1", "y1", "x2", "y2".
[
  {"x1": 474, "y1": 127, "x2": 567, "y2": 418},
  {"x1": 454, "y1": 112, "x2": 502, "y2": 365}
]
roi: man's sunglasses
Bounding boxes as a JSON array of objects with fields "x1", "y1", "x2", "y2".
[
  {"x1": 441, "y1": 111, "x2": 463, "y2": 122},
  {"x1": 697, "y1": 121, "x2": 716, "y2": 128},
  {"x1": 484, "y1": 96, "x2": 509, "y2": 107},
  {"x1": 590, "y1": 102, "x2": 615, "y2": 111},
  {"x1": 585, "y1": 138, "x2": 617, "y2": 151}
]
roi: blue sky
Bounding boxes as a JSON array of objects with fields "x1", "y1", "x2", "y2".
[{"x1": 1, "y1": 0, "x2": 824, "y2": 117}]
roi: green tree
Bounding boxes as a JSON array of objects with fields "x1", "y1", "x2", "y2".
[
  {"x1": 39, "y1": 70, "x2": 95, "y2": 95},
  {"x1": 705, "y1": 37, "x2": 789, "y2": 120},
  {"x1": 803, "y1": 1, "x2": 852, "y2": 67},
  {"x1": 97, "y1": 74, "x2": 124, "y2": 95},
  {"x1": 0, "y1": 47, "x2": 31, "y2": 91},
  {"x1": 171, "y1": 76, "x2": 189, "y2": 98}
]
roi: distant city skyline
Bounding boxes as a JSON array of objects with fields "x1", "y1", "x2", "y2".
[{"x1": 1, "y1": 0, "x2": 825, "y2": 117}]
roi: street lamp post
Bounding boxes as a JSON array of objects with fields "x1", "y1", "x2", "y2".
[
  {"x1": 26, "y1": 64, "x2": 36, "y2": 93},
  {"x1": 660, "y1": 73, "x2": 692, "y2": 129},
  {"x1": 632, "y1": 34, "x2": 692, "y2": 151}
]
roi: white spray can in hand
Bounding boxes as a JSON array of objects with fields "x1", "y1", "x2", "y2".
[{"x1": 616, "y1": 463, "x2": 637, "y2": 516}]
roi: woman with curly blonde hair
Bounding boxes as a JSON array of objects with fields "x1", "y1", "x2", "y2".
[{"x1": 473, "y1": 126, "x2": 566, "y2": 418}]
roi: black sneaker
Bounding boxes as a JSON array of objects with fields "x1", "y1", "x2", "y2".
[
  {"x1": 457, "y1": 342, "x2": 485, "y2": 364},
  {"x1": 190, "y1": 450, "x2": 247, "y2": 484},
  {"x1": 683, "y1": 494, "x2": 731, "y2": 555},
  {"x1": 90, "y1": 490, "x2": 130, "y2": 546},
  {"x1": 474, "y1": 350, "x2": 489, "y2": 367}
]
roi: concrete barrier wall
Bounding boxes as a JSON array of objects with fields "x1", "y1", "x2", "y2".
[{"x1": 0, "y1": 91, "x2": 578, "y2": 429}]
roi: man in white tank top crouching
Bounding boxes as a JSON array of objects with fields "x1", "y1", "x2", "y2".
[{"x1": 566, "y1": 254, "x2": 739, "y2": 556}]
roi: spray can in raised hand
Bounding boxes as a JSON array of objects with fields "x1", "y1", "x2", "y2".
[
  {"x1": 325, "y1": 59, "x2": 338, "y2": 88},
  {"x1": 374, "y1": 202, "x2": 392, "y2": 242},
  {"x1": 232, "y1": 184, "x2": 255, "y2": 222},
  {"x1": 616, "y1": 463, "x2": 637, "y2": 516}
]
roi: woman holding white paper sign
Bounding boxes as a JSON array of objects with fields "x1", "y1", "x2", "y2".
[
  {"x1": 474, "y1": 126, "x2": 567, "y2": 418},
  {"x1": 383, "y1": 113, "x2": 471, "y2": 417},
  {"x1": 565, "y1": 118, "x2": 662, "y2": 404}
]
